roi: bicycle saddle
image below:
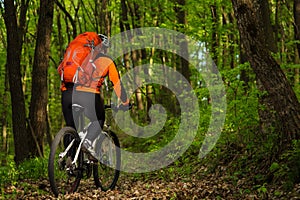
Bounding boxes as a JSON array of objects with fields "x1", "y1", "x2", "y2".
[{"x1": 72, "y1": 104, "x2": 84, "y2": 112}]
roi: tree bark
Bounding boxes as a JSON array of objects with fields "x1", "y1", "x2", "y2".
[
  {"x1": 232, "y1": 0, "x2": 300, "y2": 141},
  {"x1": 255, "y1": 0, "x2": 280, "y2": 137},
  {"x1": 176, "y1": 0, "x2": 191, "y2": 83},
  {"x1": 131, "y1": 3, "x2": 148, "y2": 115},
  {"x1": 3, "y1": 0, "x2": 30, "y2": 164},
  {"x1": 294, "y1": 0, "x2": 300, "y2": 84},
  {"x1": 294, "y1": 0, "x2": 300, "y2": 55},
  {"x1": 97, "y1": 0, "x2": 111, "y2": 35},
  {"x1": 210, "y1": 3, "x2": 218, "y2": 66},
  {"x1": 1, "y1": 66, "x2": 9, "y2": 165},
  {"x1": 258, "y1": 0, "x2": 277, "y2": 53},
  {"x1": 28, "y1": 0, "x2": 54, "y2": 157}
]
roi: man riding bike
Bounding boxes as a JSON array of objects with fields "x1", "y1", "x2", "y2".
[{"x1": 58, "y1": 33, "x2": 130, "y2": 160}]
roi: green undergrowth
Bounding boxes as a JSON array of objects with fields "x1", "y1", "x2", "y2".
[
  {"x1": 0, "y1": 155, "x2": 49, "y2": 197},
  {"x1": 0, "y1": 156, "x2": 48, "y2": 183},
  {"x1": 203, "y1": 129, "x2": 300, "y2": 198}
]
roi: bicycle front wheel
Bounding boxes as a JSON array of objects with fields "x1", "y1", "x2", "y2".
[
  {"x1": 93, "y1": 131, "x2": 121, "y2": 191},
  {"x1": 48, "y1": 127, "x2": 83, "y2": 197}
]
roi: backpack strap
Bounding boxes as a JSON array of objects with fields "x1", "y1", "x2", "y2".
[
  {"x1": 60, "y1": 70, "x2": 64, "y2": 81},
  {"x1": 73, "y1": 66, "x2": 84, "y2": 83}
]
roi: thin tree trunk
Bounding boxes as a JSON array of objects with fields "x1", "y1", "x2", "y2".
[
  {"x1": 46, "y1": 111, "x2": 53, "y2": 147},
  {"x1": 120, "y1": 0, "x2": 145, "y2": 113},
  {"x1": 28, "y1": 0, "x2": 54, "y2": 157},
  {"x1": 132, "y1": 3, "x2": 147, "y2": 115},
  {"x1": 99, "y1": 0, "x2": 111, "y2": 35},
  {"x1": 3, "y1": 0, "x2": 30, "y2": 164},
  {"x1": 55, "y1": 0, "x2": 77, "y2": 38},
  {"x1": 210, "y1": 3, "x2": 218, "y2": 66},
  {"x1": 176, "y1": 0, "x2": 191, "y2": 83},
  {"x1": 147, "y1": 45, "x2": 155, "y2": 122},
  {"x1": 1, "y1": 66, "x2": 9, "y2": 165},
  {"x1": 294, "y1": 0, "x2": 300, "y2": 55},
  {"x1": 294, "y1": 0, "x2": 300, "y2": 84}
]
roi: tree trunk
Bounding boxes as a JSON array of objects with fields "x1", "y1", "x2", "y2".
[
  {"x1": 98, "y1": 0, "x2": 111, "y2": 35},
  {"x1": 210, "y1": 3, "x2": 218, "y2": 66},
  {"x1": 232, "y1": 0, "x2": 300, "y2": 141},
  {"x1": 294, "y1": 0, "x2": 300, "y2": 84},
  {"x1": 294, "y1": 0, "x2": 300, "y2": 55},
  {"x1": 254, "y1": 0, "x2": 280, "y2": 137},
  {"x1": 1, "y1": 66, "x2": 9, "y2": 165},
  {"x1": 120, "y1": 0, "x2": 146, "y2": 114},
  {"x1": 176, "y1": 0, "x2": 191, "y2": 83},
  {"x1": 3, "y1": 0, "x2": 30, "y2": 164},
  {"x1": 258, "y1": 0, "x2": 277, "y2": 53},
  {"x1": 28, "y1": 0, "x2": 54, "y2": 157}
]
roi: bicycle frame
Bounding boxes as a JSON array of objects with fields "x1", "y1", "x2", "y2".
[
  {"x1": 58, "y1": 104, "x2": 91, "y2": 169},
  {"x1": 60, "y1": 103, "x2": 117, "y2": 168}
]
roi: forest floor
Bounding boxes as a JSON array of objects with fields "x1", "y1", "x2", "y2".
[{"x1": 2, "y1": 165, "x2": 300, "y2": 200}]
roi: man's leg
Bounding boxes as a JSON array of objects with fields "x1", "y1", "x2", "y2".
[
  {"x1": 85, "y1": 93, "x2": 105, "y2": 141},
  {"x1": 77, "y1": 92, "x2": 105, "y2": 160},
  {"x1": 62, "y1": 89, "x2": 76, "y2": 129},
  {"x1": 61, "y1": 89, "x2": 77, "y2": 157}
]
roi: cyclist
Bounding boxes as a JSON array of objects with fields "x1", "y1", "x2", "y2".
[{"x1": 58, "y1": 33, "x2": 130, "y2": 160}]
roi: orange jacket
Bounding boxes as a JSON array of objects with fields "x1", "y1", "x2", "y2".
[{"x1": 60, "y1": 55, "x2": 129, "y2": 104}]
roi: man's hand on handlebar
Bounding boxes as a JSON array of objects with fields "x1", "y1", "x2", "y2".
[{"x1": 118, "y1": 103, "x2": 132, "y2": 111}]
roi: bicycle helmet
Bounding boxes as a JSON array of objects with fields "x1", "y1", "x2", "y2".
[{"x1": 98, "y1": 34, "x2": 110, "y2": 47}]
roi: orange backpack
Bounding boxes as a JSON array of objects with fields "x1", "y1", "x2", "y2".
[{"x1": 58, "y1": 32, "x2": 102, "y2": 86}]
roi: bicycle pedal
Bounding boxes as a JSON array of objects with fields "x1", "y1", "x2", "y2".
[
  {"x1": 58, "y1": 158, "x2": 66, "y2": 170},
  {"x1": 82, "y1": 147, "x2": 98, "y2": 162}
]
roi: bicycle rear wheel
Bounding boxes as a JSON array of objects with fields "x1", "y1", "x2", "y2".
[
  {"x1": 48, "y1": 127, "x2": 83, "y2": 197},
  {"x1": 93, "y1": 131, "x2": 121, "y2": 191}
]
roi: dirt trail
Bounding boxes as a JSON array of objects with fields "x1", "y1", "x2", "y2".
[{"x1": 3, "y1": 172, "x2": 300, "y2": 199}]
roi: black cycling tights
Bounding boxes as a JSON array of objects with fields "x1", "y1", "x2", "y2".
[{"x1": 62, "y1": 88, "x2": 105, "y2": 145}]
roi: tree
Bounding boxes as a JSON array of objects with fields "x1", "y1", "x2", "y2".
[
  {"x1": 55, "y1": 0, "x2": 77, "y2": 38},
  {"x1": 231, "y1": 0, "x2": 300, "y2": 142},
  {"x1": 3, "y1": 0, "x2": 30, "y2": 164},
  {"x1": 28, "y1": 0, "x2": 55, "y2": 157},
  {"x1": 254, "y1": 0, "x2": 280, "y2": 138},
  {"x1": 295, "y1": 0, "x2": 300, "y2": 55},
  {"x1": 1, "y1": 66, "x2": 9, "y2": 165},
  {"x1": 294, "y1": 0, "x2": 300, "y2": 84},
  {"x1": 175, "y1": 0, "x2": 191, "y2": 83}
]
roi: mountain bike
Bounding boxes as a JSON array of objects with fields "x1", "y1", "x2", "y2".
[{"x1": 48, "y1": 103, "x2": 123, "y2": 197}]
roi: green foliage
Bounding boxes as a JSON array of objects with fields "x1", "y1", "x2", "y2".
[
  {"x1": 255, "y1": 183, "x2": 268, "y2": 198},
  {"x1": 121, "y1": 117, "x2": 180, "y2": 153},
  {"x1": 0, "y1": 156, "x2": 48, "y2": 188},
  {"x1": 220, "y1": 63, "x2": 260, "y2": 152},
  {"x1": 0, "y1": 157, "x2": 19, "y2": 187},
  {"x1": 270, "y1": 140, "x2": 300, "y2": 190}
]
